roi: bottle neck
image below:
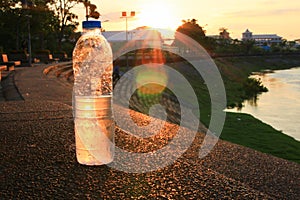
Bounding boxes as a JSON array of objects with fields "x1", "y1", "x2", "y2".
[{"x1": 82, "y1": 27, "x2": 101, "y2": 35}]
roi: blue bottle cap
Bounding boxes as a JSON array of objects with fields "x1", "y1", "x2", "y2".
[{"x1": 82, "y1": 21, "x2": 101, "y2": 29}]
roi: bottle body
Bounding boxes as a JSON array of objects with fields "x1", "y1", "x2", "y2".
[{"x1": 72, "y1": 25, "x2": 114, "y2": 165}]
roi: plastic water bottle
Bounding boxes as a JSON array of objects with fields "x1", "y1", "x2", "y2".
[{"x1": 72, "y1": 20, "x2": 114, "y2": 165}]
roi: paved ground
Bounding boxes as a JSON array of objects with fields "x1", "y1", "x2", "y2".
[{"x1": 0, "y1": 64, "x2": 300, "y2": 199}]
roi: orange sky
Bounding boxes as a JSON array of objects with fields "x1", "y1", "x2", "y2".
[{"x1": 72, "y1": 0, "x2": 300, "y2": 40}]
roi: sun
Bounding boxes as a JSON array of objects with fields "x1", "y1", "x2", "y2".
[{"x1": 136, "y1": 2, "x2": 180, "y2": 30}]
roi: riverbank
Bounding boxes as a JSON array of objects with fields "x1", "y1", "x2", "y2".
[
  {"x1": 118, "y1": 55, "x2": 300, "y2": 164},
  {"x1": 214, "y1": 55, "x2": 300, "y2": 163},
  {"x1": 227, "y1": 67, "x2": 300, "y2": 141},
  {"x1": 214, "y1": 55, "x2": 300, "y2": 106}
]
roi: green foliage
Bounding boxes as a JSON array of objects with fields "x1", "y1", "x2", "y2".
[
  {"x1": 271, "y1": 43, "x2": 281, "y2": 53},
  {"x1": 0, "y1": 0, "x2": 80, "y2": 54},
  {"x1": 0, "y1": 9, "x2": 18, "y2": 51},
  {"x1": 243, "y1": 77, "x2": 268, "y2": 98},
  {"x1": 48, "y1": 0, "x2": 81, "y2": 49},
  {"x1": 240, "y1": 39, "x2": 256, "y2": 54}
]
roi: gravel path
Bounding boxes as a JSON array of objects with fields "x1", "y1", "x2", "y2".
[{"x1": 0, "y1": 64, "x2": 299, "y2": 199}]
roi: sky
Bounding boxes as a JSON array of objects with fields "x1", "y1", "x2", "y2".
[{"x1": 72, "y1": 0, "x2": 300, "y2": 40}]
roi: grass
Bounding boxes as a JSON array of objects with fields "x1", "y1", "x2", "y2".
[
  {"x1": 177, "y1": 55, "x2": 300, "y2": 164},
  {"x1": 222, "y1": 112, "x2": 300, "y2": 163}
]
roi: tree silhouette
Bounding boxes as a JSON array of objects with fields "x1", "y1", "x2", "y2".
[
  {"x1": 0, "y1": 0, "x2": 81, "y2": 54},
  {"x1": 173, "y1": 19, "x2": 218, "y2": 53},
  {"x1": 0, "y1": 0, "x2": 59, "y2": 52},
  {"x1": 88, "y1": 4, "x2": 100, "y2": 19},
  {"x1": 48, "y1": 0, "x2": 82, "y2": 50},
  {"x1": 176, "y1": 19, "x2": 206, "y2": 40},
  {"x1": 83, "y1": 0, "x2": 100, "y2": 20}
]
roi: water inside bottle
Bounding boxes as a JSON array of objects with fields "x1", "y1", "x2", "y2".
[{"x1": 74, "y1": 96, "x2": 114, "y2": 165}]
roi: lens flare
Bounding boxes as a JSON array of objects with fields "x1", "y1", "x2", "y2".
[{"x1": 135, "y1": 63, "x2": 168, "y2": 99}]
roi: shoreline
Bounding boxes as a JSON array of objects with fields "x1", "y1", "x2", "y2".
[
  {"x1": 225, "y1": 109, "x2": 300, "y2": 142},
  {"x1": 227, "y1": 66, "x2": 300, "y2": 142},
  {"x1": 212, "y1": 56, "x2": 300, "y2": 163}
]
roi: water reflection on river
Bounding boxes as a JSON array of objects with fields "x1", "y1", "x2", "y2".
[{"x1": 226, "y1": 67, "x2": 300, "y2": 141}]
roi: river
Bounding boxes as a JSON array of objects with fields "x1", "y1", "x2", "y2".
[{"x1": 226, "y1": 67, "x2": 300, "y2": 141}]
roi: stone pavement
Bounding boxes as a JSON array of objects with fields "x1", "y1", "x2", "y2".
[{"x1": 0, "y1": 64, "x2": 300, "y2": 199}]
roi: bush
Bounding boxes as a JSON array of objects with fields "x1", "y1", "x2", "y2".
[{"x1": 243, "y1": 77, "x2": 268, "y2": 98}]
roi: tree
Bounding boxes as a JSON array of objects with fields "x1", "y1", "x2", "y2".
[
  {"x1": 47, "y1": 0, "x2": 82, "y2": 50},
  {"x1": 241, "y1": 39, "x2": 256, "y2": 54},
  {"x1": 20, "y1": 0, "x2": 60, "y2": 51},
  {"x1": 0, "y1": 0, "x2": 106, "y2": 55},
  {"x1": 0, "y1": 0, "x2": 42, "y2": 51},
  {"x1": 173, "y1": 19, "x2": 218, "y2": 54},
  {"x1": 83, "y1": 0, "x2": 100, "y2": 20},
  {"x1": 176, "y1": 19, "x2": 206, "y2": 41},
  {"x1": 0, "y1": 0, "x2": 76, "y2": 53},
  {"x1": 0, "y1": 7, "x2": 19, "y2": 51},
  {"x1": 279, "y1": 39, "x2": 287, "y2": 52}
]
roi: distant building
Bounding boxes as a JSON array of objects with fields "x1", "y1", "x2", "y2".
[{"x1": 242, "y1": 29, "x2": 282, "y2": 46}]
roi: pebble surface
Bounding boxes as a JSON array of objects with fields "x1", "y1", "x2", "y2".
[{"x1": 0, "y1": 64, "x2": 299, "y2": 199}]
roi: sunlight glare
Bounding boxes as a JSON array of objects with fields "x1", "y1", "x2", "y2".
[{"x1": 137, "y1": 2, "x2": 180, "y2": 30}]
